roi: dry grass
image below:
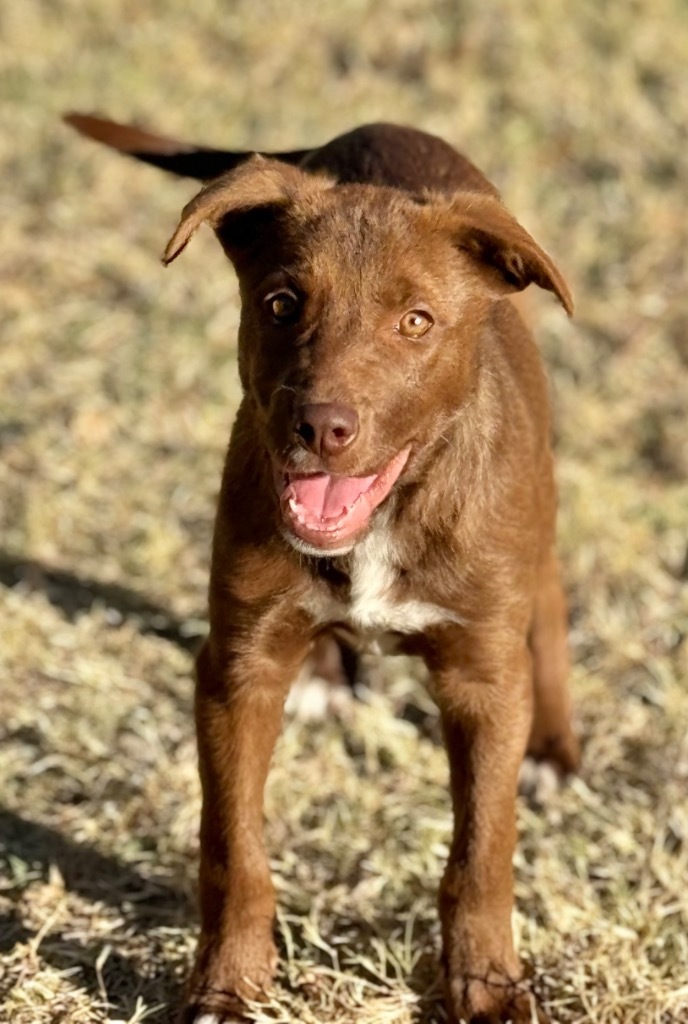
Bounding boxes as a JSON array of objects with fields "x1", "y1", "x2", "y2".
[{"x1": 1, "y1": 1, "x2": 687, "y2": 1022}]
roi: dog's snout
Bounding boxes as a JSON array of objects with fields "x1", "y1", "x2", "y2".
[{"x1": 294, "y1": 403, "x2": 359, "y2": 457}]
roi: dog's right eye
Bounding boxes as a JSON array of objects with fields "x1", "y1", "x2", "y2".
[
  {"x1": 266, "y1": 290, "x2": 300, "y2": 324},
  {"x1": 398, "y1": 309, "x2": 434, "y2": 339}
]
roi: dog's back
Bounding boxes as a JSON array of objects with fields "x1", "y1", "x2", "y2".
[
  {"x1": 66, "y1": 113, "x2": 498, "y2": 196},
  {"x1": 300, "y1": 122, "x2": 500, "y2": 195}
]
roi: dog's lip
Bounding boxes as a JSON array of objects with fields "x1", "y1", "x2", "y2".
[{"x1": 274, "y1": 447, "x2": 411, "y2": 550}]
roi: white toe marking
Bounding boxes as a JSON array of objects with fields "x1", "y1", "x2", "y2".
[
  {"x1": 194, "y1": 1015, "x2": 220, "y2": 1024},
  {"x1": 519, "y1": 757, "x2": 561, "y2": 803},
  {"x1": 286, "y1": 664, "x2": 353, "y2": 721},
  {"x1": 285, "y1": 673, "x2": 331, "y2": 721}
]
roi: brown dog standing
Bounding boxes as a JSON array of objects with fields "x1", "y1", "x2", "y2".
[{"x1": 67, "y1": 116, "x2": 580, "y2": 1024}]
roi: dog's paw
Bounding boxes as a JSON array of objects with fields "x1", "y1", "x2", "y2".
[
  {"x1": 445, "y1": 970, "x2": 549, "y2": 1023},
  {"x1": 183, "y1": 1006, "x2": 258, "y2": 1024},
  {"x1": 182, "y1": 930, "x2": 278, "y2": 1023},
  {"x1": 526, "y1": 728, "x2": 581, "y2": 777},
  {"x1": 182, "y1": 987, "x2": 263, "y2": 1024},
  {"x1": 183, "y1": 1008, "x2": 244, "y2": 1024}
]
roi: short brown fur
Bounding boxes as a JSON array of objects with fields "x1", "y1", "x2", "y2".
[{"x1": 68, "y1": 116, "x2": 579, "y2": 1024}]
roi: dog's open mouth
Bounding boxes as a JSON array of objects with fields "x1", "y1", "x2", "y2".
[{"x1": 276, "y1": 447, "x2": 410, "y2": 551}]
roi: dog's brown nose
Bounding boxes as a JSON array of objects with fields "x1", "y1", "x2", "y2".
[{"x1": 294, "y1": 403, "x2": 359, "y2": 456}]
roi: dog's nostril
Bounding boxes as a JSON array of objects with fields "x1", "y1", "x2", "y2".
[
  {"x1": 294, "y1": 403, "x2": 359, "y2": 456},
  {"x1": 295, "y1": 421, "x2": 316, "y2": 447}
]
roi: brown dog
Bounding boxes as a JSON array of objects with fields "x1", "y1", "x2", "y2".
[{"x1": 67, "y1": 115, "x2": 580, "y2": 1024}]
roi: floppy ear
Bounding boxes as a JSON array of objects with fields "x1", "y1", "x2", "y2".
[
  {"x1": 447, "y1": 194, "x2": 573, "y2": 316},
  {"x1": 162, "y1": 155, "x2": 332, "y2": 265}
]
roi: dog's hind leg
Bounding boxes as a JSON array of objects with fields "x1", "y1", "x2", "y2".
[
  {"x1": 285, "y1": 629, "x2": 359, "y2": 721},
  {"x1": 526, "y1": 547, "x2": 580, "y2": 775}
]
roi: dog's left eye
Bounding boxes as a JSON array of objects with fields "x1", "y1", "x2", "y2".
[
  {"x1": 266, "y1": 290, "x2": 300, "y2": 323},
  {"x1": 398, "y1": 310, "x2": 434, "y2": 339}
]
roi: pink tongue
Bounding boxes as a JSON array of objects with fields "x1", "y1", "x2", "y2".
[{"x1": 290, "y1": 472, "x2": 377, "y2": 518}]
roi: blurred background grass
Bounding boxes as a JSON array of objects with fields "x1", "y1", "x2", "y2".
[{"x1": 1, "y1": 1, "x2": 687, "y2": 1022}]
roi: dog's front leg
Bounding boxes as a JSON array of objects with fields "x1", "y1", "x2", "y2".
[
  {"x1": 184, "y1": 627, "x2": 309, "y2": 1022},
  {"x1": 430, "y1": 629, "x2": 549, "y2": 1024}
]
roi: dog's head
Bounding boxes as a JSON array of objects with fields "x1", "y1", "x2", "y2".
[{"x1": 164, "y1": 157, "x2": 572, "y2": 555}]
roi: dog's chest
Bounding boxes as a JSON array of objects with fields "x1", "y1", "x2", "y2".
[{"x1": 305, "y1": 528, "x2": 457, "y2": 641}]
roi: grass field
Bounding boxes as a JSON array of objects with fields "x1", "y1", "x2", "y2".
[{"x1": 1, "y1": 1, "x2": 687, "y2": 1021}]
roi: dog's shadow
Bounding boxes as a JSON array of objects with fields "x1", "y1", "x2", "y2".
[
  {"x1": 0, "y1": 554, "x2": 204, "y2": 1018},
  {"x1": 0, "y1": 808, "x2": 192, "y2": 1022},
  {"x1": 1, "y1": 805, "x2": 448, "y2": 1022},
  {"x1": 0, "y1": 553, "x2": 205, "y2": 655}
]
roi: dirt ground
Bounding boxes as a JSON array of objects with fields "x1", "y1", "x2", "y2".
[{"x1": 1, "y1": 2, "x2": 687, "y2": 1022}]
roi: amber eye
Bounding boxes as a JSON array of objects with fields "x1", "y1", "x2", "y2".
[
  {"x1": 266, "y1": 290, "x2": 300, "y2": 323},
  {"x1": 398, "y1": 309, "x2": 434, "y2": 339}
]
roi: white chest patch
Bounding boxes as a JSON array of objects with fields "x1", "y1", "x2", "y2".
[{"x1": 302, "y1": 523, "x2": 460, "y2": 638}]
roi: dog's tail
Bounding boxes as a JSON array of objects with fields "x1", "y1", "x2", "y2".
[{"x1": 63, "y1": 113, "x2": 311, "y2": 181}]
